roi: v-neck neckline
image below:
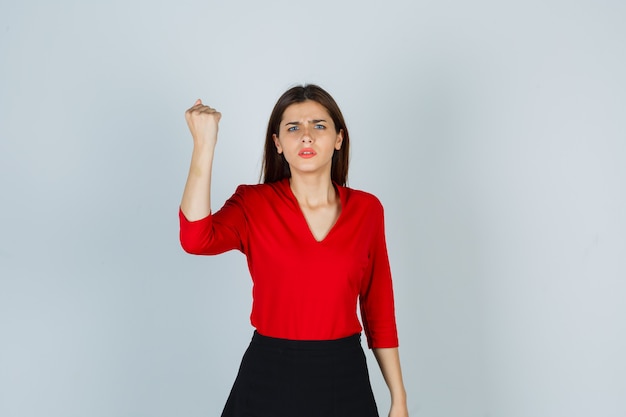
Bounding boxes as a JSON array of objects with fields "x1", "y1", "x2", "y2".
[{"x1": 283, "y1": 178, "x2": 344, "y2": 244}]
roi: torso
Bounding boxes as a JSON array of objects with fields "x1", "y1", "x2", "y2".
[{"x1": 180, "y1": 178, "x2": 398, "y2": 345}]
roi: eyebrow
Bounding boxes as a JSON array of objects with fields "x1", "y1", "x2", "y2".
[{"x1": 284, "y1": 119, "x2": 328, "y2": 126}]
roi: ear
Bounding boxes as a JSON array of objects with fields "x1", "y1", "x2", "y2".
[
  {"x1": 335, "y1": 129, "x2": 344, "y2": 151},
  {"x1": 272, "y1": 133, "x2": 283, "y2": 154}
]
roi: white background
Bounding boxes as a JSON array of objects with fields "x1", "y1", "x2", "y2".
[{"x1": 1, "y1": 1, "x2": 625, "y2": 416}]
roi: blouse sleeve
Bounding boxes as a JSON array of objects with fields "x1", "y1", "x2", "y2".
[
  {"x1": 359, "y1": 201, "x2": 399, "y2": 349},
  {"x1": 179, "y1": 185, "x2": 249, "y2": 255}
]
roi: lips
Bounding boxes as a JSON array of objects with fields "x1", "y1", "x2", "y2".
[{"x1": 298, "y1": 148, "x2": 317, "y2": 158}]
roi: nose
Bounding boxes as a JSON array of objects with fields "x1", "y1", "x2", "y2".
[{"x1": 301, "y1": 125, "x2": 313, "y2": 143}]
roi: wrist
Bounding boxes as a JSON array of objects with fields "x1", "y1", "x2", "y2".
[
  {"x1": 192, "y1": 141, "x2": 216, "y2": 154},
  {"x1": 390, "y1": 388, "x2": 407, "y2": 404}
]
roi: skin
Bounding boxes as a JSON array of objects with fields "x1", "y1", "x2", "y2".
[
  {"x1": 272, "y1": 100, "x2": 344, "y2": 241},
  {"x1": 181, "y1": 99, "x2": 409, "y2": 417},
  {"x1": 181, "y1": 99, "x2": 219, "y2": 221}
]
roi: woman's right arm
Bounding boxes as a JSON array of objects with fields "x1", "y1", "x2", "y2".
[{"x1": 180, "y1": 99, "x2": 221, "y2": 221}]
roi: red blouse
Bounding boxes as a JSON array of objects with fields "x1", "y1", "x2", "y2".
[{"x1": 179, "y1": 179, "x2": 398, "y2": 348}]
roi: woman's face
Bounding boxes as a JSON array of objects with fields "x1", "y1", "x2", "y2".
[{"x1": 273, "y1": 100, "x2": 343, "y2": 178}]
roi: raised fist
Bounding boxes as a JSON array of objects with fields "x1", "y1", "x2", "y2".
[{"x1": 185, "y1": 99, "x2": 222, "y2": 149}]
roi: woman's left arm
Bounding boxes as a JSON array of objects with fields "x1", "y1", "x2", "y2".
[{"x1": 373, "y1": 347, "x2": 409, "y2": 417}]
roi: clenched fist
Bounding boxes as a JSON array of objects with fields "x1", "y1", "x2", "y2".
[{"x1": 185, "y1": 99, "x2": 222, "y2": 149}]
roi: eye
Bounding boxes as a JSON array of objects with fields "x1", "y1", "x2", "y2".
[
  {"x1": 314, "y1": 124, "x2": 326, "y2": 129},
  {"x1": 287, "y1": 126, "x2": 299, "y2": 132}
]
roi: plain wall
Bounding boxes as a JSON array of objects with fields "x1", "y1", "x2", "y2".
[{"x1": 1, "y1": 1, "x2": 625, "y2": 416}]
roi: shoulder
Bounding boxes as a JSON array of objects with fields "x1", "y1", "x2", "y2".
[
  {"x1": 339, "y1": 185, "x2": 385, "y2": 214},
  {"x1": 230, "y1": 180, "x2": 289, "y2": 202},
  {"x1": 234, "y1": 180, "x2": 286, "y2": 195}
]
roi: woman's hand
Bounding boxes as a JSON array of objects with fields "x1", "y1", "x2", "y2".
[{"x1": 185, "y1": 99, "x2": 221, "y2": 149}]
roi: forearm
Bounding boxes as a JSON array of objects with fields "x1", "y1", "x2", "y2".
[
  {"x1": 180, "y1": 144, "x2": 215, "y2": 221},
  {"x1": 373, "y1": 347, "x2": 407, "y2": 407}
]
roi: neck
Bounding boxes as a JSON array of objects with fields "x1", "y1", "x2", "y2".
[{"x1": 289, "y1": 172, "x2": 337, "y2": 208}]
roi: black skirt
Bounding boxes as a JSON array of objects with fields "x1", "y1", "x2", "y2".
[{"x1": 221, "y1": 331, "x2": 379, "y2": 417}]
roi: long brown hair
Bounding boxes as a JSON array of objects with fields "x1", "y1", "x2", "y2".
[{"x1": 261, "y1": 84, "x2": 350, "y2": 185}]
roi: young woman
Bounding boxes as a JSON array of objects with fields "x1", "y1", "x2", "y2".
[{"x1": 179, "y1": 84, "x2": 408, "y2": 417}]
